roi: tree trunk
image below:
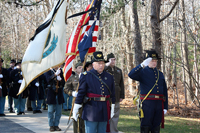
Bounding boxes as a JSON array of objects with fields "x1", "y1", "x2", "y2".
[
  {"x1": 150, "y1": 0, "x2": 162, "y2": 69},
  {"x1": 121, "y1": 5, "x2": 134, "y2": 95},
  {"x1": 181, "y1": 0, "x2": 193, "y2": 102},
  {"x1": 132, "y1": 0, "x2": 143, "y2": 66}
]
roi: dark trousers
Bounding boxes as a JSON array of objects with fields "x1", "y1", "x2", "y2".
[
  {"x1": 140, "y1": 100, "x2": 162, "y2": 131},
  {"x1": 8, "y1": 96, "x2": 13, "y2": 111}
]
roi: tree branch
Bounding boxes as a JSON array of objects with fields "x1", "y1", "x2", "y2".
[
  {"x1": 7, "y1": 0, "x2": 44, "y2": 7},
  {"x1": 159, "y1": 0, "x2": 179, "y2": 22}
]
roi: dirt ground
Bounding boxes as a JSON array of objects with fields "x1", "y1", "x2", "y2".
[{"x1": 120, "y1": 79, "x2": 200, "y2": 119}]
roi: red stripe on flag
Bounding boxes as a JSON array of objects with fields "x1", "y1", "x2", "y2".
[
  {"x1": 88, "y1": 47, "x2": 96, "y2": 53},
  {"x1": 86, "y1": 25, "x2": 99, "y2": 31},
  {"x1": 65, "y1": 5, "x2": 90, "y2": 54},
  {"x1": 93, "y1": 36, "x2": 97, "y2": 42}
]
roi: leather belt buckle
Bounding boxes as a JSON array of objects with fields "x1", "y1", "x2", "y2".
[
  {"x1": 100, "y1": 97, "x2": 106, "y2": 101},
  {"x1": 155, "y1": 95, "x2": 159, "y2": 98}
]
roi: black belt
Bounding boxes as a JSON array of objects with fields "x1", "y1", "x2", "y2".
[
  {"x1": 89, "y1": 97, "x2": 110, "y2": 101},
  {"x1": 140, "y1": 95, "x2": 165, "y2": 100}
]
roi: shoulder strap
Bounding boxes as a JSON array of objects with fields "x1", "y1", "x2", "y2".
[
  {"x1": 141, "y1": 69, "x2": 160, "y2": 103},
  {"x1": 88, "y1": 71, "x2": 112, "y2": 95}
]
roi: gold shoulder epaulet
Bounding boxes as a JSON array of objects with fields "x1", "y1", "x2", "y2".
[{"x1": 83, "y1": 71, "x2": 87, "y2": 75}]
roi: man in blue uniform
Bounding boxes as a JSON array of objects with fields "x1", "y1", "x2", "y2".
[
  {"x1": 73, "y1": 51, "x2": 116, "y2": 133},
  {"x1": 128, "y1": 50, "x2": 168, "y2": 133}
]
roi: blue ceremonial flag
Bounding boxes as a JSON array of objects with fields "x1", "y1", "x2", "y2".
[{"x1": 78, "y1": 21, "x2": 96, "y2": 62}]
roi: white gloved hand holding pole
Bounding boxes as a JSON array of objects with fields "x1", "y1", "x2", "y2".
[
  {"x1": 72, "y1": 104, "x2": 82, "y2": 121},
  {"x1": 57, "y1": 76, "x2": 62, "y2": 81},
  {"x1": 55, "y1": 69, "x2": 61, "y2": 76},
  {"x1": 141, "y1": 57, "x2": 152, "y2": 67},
  {"x1": 72, "y1": 91, "x2": 78, "y2": 97},
  {"x1": 111, "y1": 104, "x2": 115, "y2": 118},
  {"x1": 0, "y1": 74, "x2": 3, "y2": 78},
  {"x1": 164, "y1": 109, "x2": 167, "y2": 114},
  {"x1": 18, "y1": 80, "x2": 23, "y2": 84}
]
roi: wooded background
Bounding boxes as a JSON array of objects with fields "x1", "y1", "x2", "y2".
[{"x1": 0, "y1": 0, "x2": 200, "y2": 108}]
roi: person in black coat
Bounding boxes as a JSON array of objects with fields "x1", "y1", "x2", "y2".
[
  {"x1": 44, "y1": 66, "x2": 65, "y2": 132},
  {"x1": 28, "y1": 74, "x2": 46, "y2": 114},
  {"x1": 9, "y1": 60, "x2": 28, "y2": 115},
  {"x1": 7, "y1": 59, "x2": 16, "y2": 113},
  {"x1": 0, "y1": 58, "x2": 9, "y2": 116}
]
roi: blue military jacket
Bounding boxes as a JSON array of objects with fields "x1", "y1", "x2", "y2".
[
  {"x1": 128, "y1": 65, "x2": 168, "y2": 109},
  {"x1": 75, "y1": 68, "x2": 115, "y2": 122}
]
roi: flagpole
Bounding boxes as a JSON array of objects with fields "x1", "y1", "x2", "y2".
[
  {"x1": 67, "y1": 50, "x2": 89, "y2": 125},
  {"x1": 65, "y1": 0, "x2": 70, "y2": 24},
  {"x1": 66, "y1": 0, "x2": 95, "y2": 125}
]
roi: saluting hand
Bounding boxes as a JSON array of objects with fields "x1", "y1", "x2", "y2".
[{"x1": 141, "y1": 57, "x2": 152, "y2": 67}]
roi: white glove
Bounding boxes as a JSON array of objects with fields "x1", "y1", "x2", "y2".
[
  {"x1": 164, "y1": 109, "x2": 167, "y2": 114},
  {"x1": 35, "y1": 82, "x2": 39, "y2": 87},
  {"x1": 18, "y1": 80, "x2": 23, "y2": 84},
  {"x1": 57, "y1": 76, "x2": 62, "y2": 81},
  {"x1": 0, "y1": 86, "x2": 2, "y2": 89},
  {"x1": 20, "y1": 72, "x2": 22, "y2": 75},
  {"x1": 141, "y1": 57, "x2": 152, "y2": 67},
  {"x1": 111, "y1": 104, "x2": 115, "y2": 118},
  {"x1": 14, "y1": 67, "x2": 17, "y2": 69},
  {"x1": 0, "y1": 74, "x2": 3, "y2": 78},
  {"x1": 72, "y1": 104, "x2": 82, "y2": 121},
  {"x1": 55, "y1": 69, "x2": 61, "y2": 76},
  {"x1": 72, "y1": 91, "x2": 78, "y2": 97}
]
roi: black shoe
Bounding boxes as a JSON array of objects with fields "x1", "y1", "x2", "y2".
[
  {"x1": 9, "y1": 110, "x2": 14, "y2": 113},
  {"x1": 49, "y1": 126, "x2": 55, "y2": 132},
  {"x1": 36, "y1": 110, "x2": 42, "y2": 113},
  {"x1": 21, "y1": 112, "x2": 25, "y2": 115},
  {"x1": 0, "y1": 114, "x2": 6, "y2": 116},
  {"x1": 67, "y1": 109, "x2": 71, "y2": 111},
  {"x1": 27, "y1": 108, "x2": 33, "y2": 111},
  {"x1": 33, "y1": 110, "x2": 37, "y2": 114},
  {"x1": 54, "y1": 126, "x2": 61, "y2": 131},
  {"x1": 43, "y1": 108, "x2": 47, "y2": 110},
  {"x1": 17, "y1": 112, "x2": 21, "y2": 115},
  {"x1": 64, "y1": 109, "x2": 68, "y2": 111}
]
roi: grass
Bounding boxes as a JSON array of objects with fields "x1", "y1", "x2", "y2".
[
  {"x1": 118, "y1": 107, "x2": 200, "y2": 133},
  {"x1": 62, "y1": 107, "x2": 200, "y2": 133}
]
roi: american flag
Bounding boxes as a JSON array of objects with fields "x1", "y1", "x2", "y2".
[{"x1": 63, "y1": 0, "x2": 102, "y2": 81}]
